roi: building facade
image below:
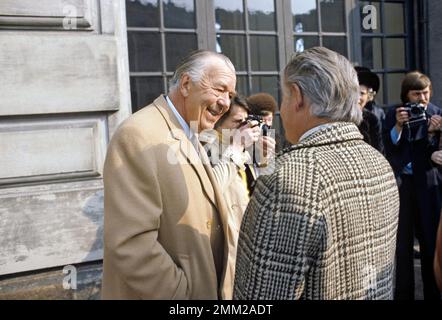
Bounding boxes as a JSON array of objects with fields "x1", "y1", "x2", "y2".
[{"x1": 0, "y1": 0, "x2": 440, "y2": 298}]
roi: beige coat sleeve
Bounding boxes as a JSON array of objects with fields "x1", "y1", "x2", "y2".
[{"x1": 103, "y1": 126, "x2": 189, "y2": 299}]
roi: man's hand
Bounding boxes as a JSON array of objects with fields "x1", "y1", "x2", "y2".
[
  {"x1": 431, "y1": 150, "x2": 442, "y2": 165},
  {"x1": 231, "y1": 121, "x2": 261, "y2": 150},
  {"x1": 428, "y1": 115, "x2": 442, "y2": 133},
  {"x1": 395, "y1": 107, "x2": 409, "y2": 132},
  {"x1": 259, "y1": 136, "x2": 276, "y2": 159}
]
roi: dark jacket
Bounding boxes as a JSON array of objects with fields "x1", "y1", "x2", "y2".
[
  {"x1": 365, "y1": 101, "x2": 386, "y2": 128},
  {"x1": 383, "y1": 102, "x2": 442, "y2": 188},
  {"x1": 358, "y1": 109, "x2": 384, "y2": 154}
]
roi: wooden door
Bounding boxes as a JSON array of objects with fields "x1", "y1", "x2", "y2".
[{"x1": 0, "y1": 0, "x2": 131, "y2": 276}]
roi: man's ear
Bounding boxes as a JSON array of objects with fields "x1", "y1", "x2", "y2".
[
  {"x1": 291, "y1": 83, "x2": 304, "y2": 110},
  {"x1": 180, "y1": 74, "x2": 191, "y2": 97}
]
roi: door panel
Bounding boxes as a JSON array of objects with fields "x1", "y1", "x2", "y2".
[
  {"x1": 0, "y1": 0, "x2": 95, "y2": 30},
  {"x1": 0, "y1": 0, "x2": 130, "y2": 276},
  {"x1": 0, "y1": 116, "x2": 107, "y2": 185},
  {"x1": 0, "y1": 181, "x2": 104, "y2": 275},
  {"x1": 0, "y1": 34, "x2": 119, "y2": 116}
]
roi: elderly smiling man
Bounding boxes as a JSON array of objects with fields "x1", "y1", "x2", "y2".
[
  {"x1": 101, "y1": 50, "x2": 237, "y2": 299},
  {"x1": 233, "y1": 47, "x2": 400, "y2": 300}
]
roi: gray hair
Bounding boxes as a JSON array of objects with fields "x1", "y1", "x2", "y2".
[
  {"x1": 168, "y1": 50, "x2": 235, "y2": 91},
  {"x1": 283, "y1": 47, "x2": 362, "y2": 125}
]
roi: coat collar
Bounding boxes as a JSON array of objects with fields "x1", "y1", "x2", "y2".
[{"x1": 284, "y1": 122, "x2": 364, "y2": 152}]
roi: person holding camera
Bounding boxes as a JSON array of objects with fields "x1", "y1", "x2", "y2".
[
  {"x1": 384, "y1": 71, "x2": 442, "y2": 300},
  {"x1": 246, "y1": 93, "x2": 278, "y2": 175}
]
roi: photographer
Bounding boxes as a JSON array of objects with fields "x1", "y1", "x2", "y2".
[
  {"x1": 384, "y1": 71, "x2": 442, "y2": 300},
  {"x1": 246, "y1": 93, "x2": 278, "y2": 175}
]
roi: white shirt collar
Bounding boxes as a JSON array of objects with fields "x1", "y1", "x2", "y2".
[
  {"x1": 299, "y1": 123, "x2": 335, "y2": 142},
  {"x1": 165, "y1": 95, "x2": 194, "y2": 141}
]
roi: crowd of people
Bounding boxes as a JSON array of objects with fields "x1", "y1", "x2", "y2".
[{"x1": 101, "y1": 48, "x2": 442, "y2": 300}]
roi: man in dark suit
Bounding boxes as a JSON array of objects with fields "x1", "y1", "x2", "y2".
[{"x1": 384, "y1": 71, "x2": 442, "y2": 300}]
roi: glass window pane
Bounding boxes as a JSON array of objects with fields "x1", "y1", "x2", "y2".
[
  {"x1": 250, "y1": 36, "x2": 278, "y2": 71},
  {"x1": 214, "y1": 0, "x2": 245, "y2": 30},
  {"x1": 385, "y1": 38, "x2": 406, "y2": 69},
  {"x1": 375, "y1": 73, "x2": 384, "y2": 105},
  {"x1": 361, "y1": 37, "x2": 383, "y2": 70},
  {"x1": 165, "y1": 33, "x2": 198, "y2": 72},
  {"x1": 163, "y1": 0, "x2": 195, "y2": 29},
  {"x1": 248, "y1": 0, "x2": 276, "y2": 31},
  {"x1": 126, "y1": 0, "x2": 159, "y2": 28},
  {"x1": 294, "y1": 36, "x2": 319, "y2": 53},
  {"x1": 360, "y1": 1, "x2": 382, "y2": 33},
  {"x1": 236, "y1": 76, "x2": 250, "y2": 96},
  {"x1": 386, "y1": 73, "x2": 404, "y2": 105},
  {"x1": 323, "y1": 36, "x2": 347, "y2": 57},
  {"x1": 130, "y1": 77, "x2": 164, "y2": 112},
  {"x1": 384, "y1": 2, "x2": 405, "y2": 34},
  {"x1": 251, "y1": 76, "x2": 280, "y2": 107},
  {"x1": 128, "y1": 32, "x2": 162, "y2": 72},
  {"x1": 291, "y1": 0, "x2": 318, "y2": 32},
  {"x1": 320, "y1": 0, "x2": 346, "y2": 33},
  {"x1": 217, "y1": 34, "x2": 247, "y2": 71}
]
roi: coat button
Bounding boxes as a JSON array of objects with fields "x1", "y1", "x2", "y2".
[{"x1": 206, "y1": 220, "x2": 212, "y2": 229}]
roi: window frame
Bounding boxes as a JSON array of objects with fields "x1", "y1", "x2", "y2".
[{"x1": 352, "y1": 0, "x2": 413, "y2": 108}]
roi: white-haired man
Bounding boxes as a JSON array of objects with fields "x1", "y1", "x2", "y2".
[
  {"x1": 102, "y1": 50, "x2": 236, "y2": 299},
  {"x1": 233, "y1": 47, "x2": 400, "y2": 300}
]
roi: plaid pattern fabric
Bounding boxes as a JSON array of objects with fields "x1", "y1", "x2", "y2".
[{"x1": 233, "y1": 122, "x2": 400, "y2": 300}]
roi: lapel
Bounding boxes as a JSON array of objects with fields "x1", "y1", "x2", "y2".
[{"x1": 153, "y1": 95, "x2": 218, "y2": 210}]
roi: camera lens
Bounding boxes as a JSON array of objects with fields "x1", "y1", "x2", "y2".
[{"x1": 410, "y1": 106, "x2": 420, "y2": 115}]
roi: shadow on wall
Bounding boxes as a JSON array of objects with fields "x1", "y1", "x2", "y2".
[
  {"x1": 81, "y1": 190, "x2": 104, "y2": 264},
  {"x1": 69, "y1": 189, "x2": 104, "y2": 300}
]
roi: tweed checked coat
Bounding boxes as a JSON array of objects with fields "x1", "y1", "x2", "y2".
[{"x1": 233, "y1": 122, "x2": 400, "y2": 300}]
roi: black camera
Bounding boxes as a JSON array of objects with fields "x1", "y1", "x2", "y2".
[
  {"x1": 244, "y1": 114, "x2": 263, "y2": 125},
  {"x1": 243, "y1": 114, "x2": 270, "y2": 136},
  {"x1": 403, "y1": 102, "x2": 428, "y2": 142},
  {"x1": 404, "y1": 102, "x2": 427, "y2": 122}
]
